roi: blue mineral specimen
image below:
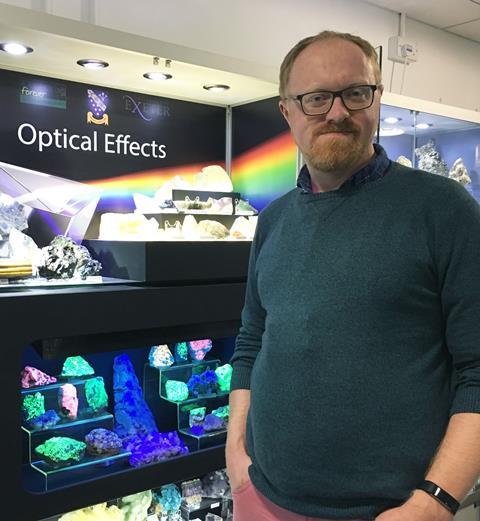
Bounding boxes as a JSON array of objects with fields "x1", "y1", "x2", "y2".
[
  {"x1": 155, "y1": 483, "x2": 182, "y2": 514},
  {"x1": 28, "y1": 409, "x2": 61, "y2": 430},
  {"x1": 113, "y1": 354, "x2": 157, "y2": 443},
  {"x1": 128, "y1": 431, "x2": 188, "y2": 467},
  {"x1": 203, "y1": 413, "x2": 225, "y2": 432},
  {"x1": 187, "y1": 369, "x2": 218, "y2": 398}
]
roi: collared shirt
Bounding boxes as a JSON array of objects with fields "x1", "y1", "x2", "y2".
[{"x1": 296, "y1": 143, "x2": 391, "y2": 193}]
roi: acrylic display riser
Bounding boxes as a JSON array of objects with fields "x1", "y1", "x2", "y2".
[
  {"x1": 144, "y1": 360, "x2": 228, "y2": 451},
  {"x1": 21, "y1": 377, "x2": 130, "y2": 491},
  {"x1": 180, "y1": 496, "x2": 227, "y2": 521}
]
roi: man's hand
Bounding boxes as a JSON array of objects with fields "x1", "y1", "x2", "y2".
[
  {"x1": 376, "y1": 491, "x2": 454, "y2": 521},
  {"x1": 226, "y1": 443, "x2": 252, "y2": 492}
]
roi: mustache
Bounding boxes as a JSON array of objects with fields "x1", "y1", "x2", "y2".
[{"x1": 314, "y1": 123, "x2": 358, "y2": 136}]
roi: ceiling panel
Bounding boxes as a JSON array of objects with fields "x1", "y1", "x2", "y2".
[{"x1": 447, "y1": 18, "x2": 480, "y2": 40}]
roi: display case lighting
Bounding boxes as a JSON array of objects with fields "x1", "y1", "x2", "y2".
[
  {"x1": 0, "y1": 42, "x2": 33, "y2": 55},
  {"x1": 77, "y1": 59, "x2": 109, "y2": 69},
  {"x1": 203, "y1": 84, "x2": 230, "y2": 92},
  {"x1": 143, "y1": 72, "x2": 172, "y2": 81},
  {"x1": 415, "y1": 123, "x2": 432, "y2": 130},
  {"x1": 380, "y1": 127, "x2": 405, "y2": 137},
  {"x1": 383, "y1": 116, "x2": 401, "y2": 124}
]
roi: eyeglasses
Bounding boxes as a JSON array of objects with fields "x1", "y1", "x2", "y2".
[{"x1": 289, "y1": 85, "x2": 379, "y2": 116}]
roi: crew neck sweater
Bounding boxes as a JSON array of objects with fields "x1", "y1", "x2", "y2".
[{"x1": 230, "y1": 161, "x2": 480, "y2": 520}]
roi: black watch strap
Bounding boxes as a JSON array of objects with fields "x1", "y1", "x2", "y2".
[{"x1": 417, "y1": 480, "x2": 460, "y2": 515}]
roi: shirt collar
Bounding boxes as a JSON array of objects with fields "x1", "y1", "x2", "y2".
[{"x1": 296, "y1": 143, "x2": 391, "y2": 193}]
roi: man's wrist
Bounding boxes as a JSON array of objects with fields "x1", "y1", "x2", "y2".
[{"x1": 409, "y1": 490, "x2": 454, "y2": 518}]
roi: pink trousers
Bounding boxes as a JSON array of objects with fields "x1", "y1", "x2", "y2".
[{"x1": 232, "y1": 480, "x2": 368, "y2": 521}]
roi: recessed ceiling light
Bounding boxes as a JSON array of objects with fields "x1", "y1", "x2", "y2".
[
  {"x1": 77, "y1": 59, "x2": 109, "y2": 69},
  {"x1": 380, "y1": 127, "x2": 405, "y2": 137},
  {"x1": 415, "y1": 123, "x2": 432, "y2": 129},
  {"x1": 203, "y1": 84, "x2": 231, "y2": 92},
  {"x1": 143, "y1": 72, "x2": 172, "y2": 81},
  {"x1": 384, "y1": 116, "x2": 401, "y2": 124},
  {"x1": 0, "y1": 42, "x2": 33, "y2": 55}
]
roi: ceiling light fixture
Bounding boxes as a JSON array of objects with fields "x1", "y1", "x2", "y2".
[
  {"x1": 77, "y1": 59, "x2": 109, "y2": 69},
  {"x1": 143, "y1": 72, "x2": 172, "y2": 81},
  {"x1": 380, "y1": 127, "x2": 405, "y2": 137},
  {"x1": 383, "y1": 116, "x2": 401, "y2": 124},
  {"x1": 0, "y1": 42, "x2": 33, "y2": 55},
  {"x1": 415, "y1": 123, "x2": 432, "y2": 129},
  {"x1": 203, "y1": 84, "x2": 231, "y2": 92}
]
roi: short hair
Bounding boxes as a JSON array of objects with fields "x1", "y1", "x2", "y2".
[{"x1": 279, "y1": 30, "x2": 382, "y2": 98}]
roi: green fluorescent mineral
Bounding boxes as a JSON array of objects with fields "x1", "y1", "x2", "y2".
[
  {"x1": 85, "y1": 377, "x2": 108, "y2": 413},
  {"x1": 212, "y1": 405, "x2": 230, "y2": 419},
  {"x1": 22, "y1": 392, "x2": 45, "y2": 422},
  {"x1": 215, "y1": 364, "x2": 233, "y2": 392},
  {"x1": 35, "y1": 436, "x2": 86, "y2": 465},
  {"x1": 165, "y1": 380, "x2": 189, "y2": 402},
  {"x1": 61, "y1": 356, "x2": 95, "y2": 378}
]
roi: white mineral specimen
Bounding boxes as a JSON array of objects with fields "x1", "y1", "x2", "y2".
[
  {"x1": 197, "y1": 220, "x2": 230, "y2": 239},
  {"x1": 99, "y1": 213, "x2": 161, "y2": 240},
  {"x1": 396, "y1": 155, "x2": 412, "y2": 168},
  {"x1": 182, "y1": 215, "x2": 199, "y2": 240},
  {"x1": 448, "y1": 158, "x2": 471, "y2": 185},
  {"x1": 133, "y1": 192, "x2": 161, "y2": 213},
  {"x1": 230, "y1": 216, "x2": 254, "y2": 239},
  {"x1": 415, "y1": 140, "x2": 448, "y2": 176},
  {"x1": 154, "y1": 175, "x2": 192, "y2": 205},
  {"x1": 194, "y1": 165, "x2": 233, "y2": 192}
]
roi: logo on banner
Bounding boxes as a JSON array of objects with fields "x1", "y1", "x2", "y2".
[
  {"x1": 123, "y1": 95, "x2": 170, "y2": 121},
  {"x1": 19, "y1": 81, "x2": 66, "y2": 109},
  {"x1": 87, "y1": 89, "x2": 109, "y2": 125}
]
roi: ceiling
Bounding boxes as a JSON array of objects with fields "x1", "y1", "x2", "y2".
[{"x1": 365, "y1": 0, "x2": 480, "y2": 43}]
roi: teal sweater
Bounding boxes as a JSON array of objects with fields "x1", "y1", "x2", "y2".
[{"x1": 230, "y1": 162, "x2": 480, "y2": 520}]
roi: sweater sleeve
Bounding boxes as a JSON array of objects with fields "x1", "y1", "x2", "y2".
[
  {"x1": 229, "y1": 223, "x2": 266, "y2": 391},
  {"x1": 435, "y1": 183, "x2": 480, "y2": 415}
]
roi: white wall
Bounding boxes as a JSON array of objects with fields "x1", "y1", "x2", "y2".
[{"x1": 1, "y1": 0, "x2": 479, "y2": 111}]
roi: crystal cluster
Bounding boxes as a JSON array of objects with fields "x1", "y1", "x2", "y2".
[
  {"x1": 155, "y1": 484, "x2": 182, "y2": 515},
  {"x1": 85, "y1": 377, "x2": 108, "y2": 413},
  {"x1": 188, "y1": 339, "x2": 212, "y2": 361},
  {"x1": 119, "y1": 490, "x2": 153, "y2": 521},
  {"x1": 189, "y1": 406, "x2": 207, "y2": 428},
  {"x1": 22, "y1": 392, "x2": 45, "y2": 422},
  {"x1": 28, "y1": 409, "x2": 61, "y2": 430},
  {"x1": 128, "y1": 431, "x2": 188, "y2": 467},
  {"x1": 448, "y1": 158, "x2": 471, "y2": 185},
  {"x1": 0, "y1": 195, "x2": 28, "y2": 236},
  {"x1": 202, "y1": 469, "x2": 230, "y2": 498},
  {"x1": 85, "y1": 428, "x2": 123, "y2": 456},
  {"x1": 59, "y1": 503, "x2": 124, "y2": 521},
  {"x1": 415, "y1": 140, "x2": 448, "y2": 177},
  {"x1": 21, "y1": 366, "x2": 57, "y2": 388},
  {"x1": 58, "y1": 383, "x2": 79, "y2": 420},
  {"x1": 203, "y1": 413, "x2": 226, "y2": 432},
  {"x1": 187, "y1": 369, "x2": 218, "y2": 397},
  {"x1": 35, "y1": 436, "x2": 86, "y2": 465},
  {"x1": 149, "y1": 344, "x2": 175, "y2": 368},
  {"x1": 181, "y1": 478, "x2": 203, "y2": 510},
  {"x1": 215, "y1": 364, "x2": 232, "y2": 392},
  {"x1": 38, "y1": 235, "x2": 101, "y2": 279},
  {"x1": 61, "y1": 356, "x2": 95, "y2": 378}
]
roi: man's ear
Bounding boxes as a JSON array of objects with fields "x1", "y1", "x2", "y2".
[{"x1": 279, "y1": 99, "x2": 290, "y2": 125}]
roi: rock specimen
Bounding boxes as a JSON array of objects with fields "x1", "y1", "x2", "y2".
[
  {"x1": 165, "y1": 380, "x2": 189, "y2": 402},
  {"x1": 59, "y1": 502, "x2": 123, "y2": 521},
  {"x1": 197, "y1": 220, "x2": 230, "y2": 239},
  {"x1": 215, "y1": 364, "x2": 233, "y2": 392},
  {"x1": 35, "y1": 436, "x2": 86, "y2": 465},
  {"x1": 449, "y1": 158, "x2": 471, "y2": 185},
  {"x1": 0, "y1": 197, "x2": 28, "y2": 236},
  {"x1": 21, "y1": 366, "x2": 57, "y2": 389},
  {"x1": 181, "y1": 478, "x2": 203, "y2": 510},
  {"x1": 230, "y1": 216, "x2": 253, "y2": 239},
  {"x1": 415, "y1": 140, "x2": 448, "y2": 177},
  {"x1": 187, "y1": 369, "x2": 218, "y2": 398},
  {"x1": 9, "y1": 228, "x2": 41, "y2": 263},
  {"x1": 38, "y1": 235, "x2": 101, "y2": 279},
  {"x1": 22, "y1": 392, "x2": 45, "y2": 422},
  {"x1": 203, "y1": 413, "x2": 226, "y2": 432},
  {"x1": 155, "y1": 483, "x2": 182, "y2": 515},
  {"x1": 85, "y1": 428, "x2": 122, "y2": 457},
  {"x1": 194, "y1": 164, "x2": 233, "y2": 192},
  {"x1": 149, "y1": 344, "x2": 174, "y2": 368},
  {"x1": 182, "y1": 214, "x2": 200, "y2": 240},
  {"x1": 128, "y1": 431, "x2": 188, "y2": 467},
  {"x1": 61, "y1": 356, "x2": 95, "y2": 378},
  {"x1": 202, "y1": 469, "x2": 230, "y2": 498},
  {"x1": 85, "y1": 377, "x2": 108, "y2": 414},
  {"x1": 189, "y1": 406, "x2": 207, "y2": 428},
  {"x1": 188, "y1": 339, "x2": 212, "y2": 361},
  {"x1": 113, "y1": 354, "x2": 157, "y2": 443},
  {"x1": 28, "y1": 410, "x2": 61, "y2": 430},
  {"x1": 58, "y1": 383, "x2": 79, "y2": 420},
  {"x1": 174, "y1": 341, "x2": 189, "y2": 363},
  {"x1": 119, "y1": 490, "x2": 153, "y2": 521},
  {"x1": 212, "y1": 405, "x2": 230, "y2": 420},
  {"x1": 396, "y1": 155, "x2": 412, "y2": 168}
]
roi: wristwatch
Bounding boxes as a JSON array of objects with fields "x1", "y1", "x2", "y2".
[{"x1": 416, "y1": 480, "x2": 460, "y2": 515}]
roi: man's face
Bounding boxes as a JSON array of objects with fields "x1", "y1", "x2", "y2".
[{"x1": 279, "y1": 38, "x2": 382, "y2": 174}]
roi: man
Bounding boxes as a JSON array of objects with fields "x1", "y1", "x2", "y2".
[{"x1": 226, "y1": 30, "x2": 480, "y2": 521}]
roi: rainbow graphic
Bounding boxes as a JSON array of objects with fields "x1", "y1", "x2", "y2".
[{"x1": 232, "y1": 131, "x2": 297, "y2": 211}]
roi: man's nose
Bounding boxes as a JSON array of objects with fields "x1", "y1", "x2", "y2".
[{"x1": 326, "y1": 96, "x2": 350, "y2": 123}]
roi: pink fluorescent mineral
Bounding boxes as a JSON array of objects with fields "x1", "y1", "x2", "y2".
[
  {"x1": 21, "y1": 366, "x2": 57, "y2": 389},
  {"x1": 58, "y1": 383, "x2": 79, "y2": 420},
  {"x1": 188, "y1": 339, "x2": 213, "y2": 361}
]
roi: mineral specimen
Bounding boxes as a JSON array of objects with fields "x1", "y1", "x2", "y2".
[
  {"x1": 28, "y1": 409, "x2": 61, "y2": 430},
  {"x1": 212, "y1": 405, "x2": 230, "y2": 420},
  {"x1": 236, "y1": 199, "x2": 258, "y2": 215},
  {"x1": 58, "y1": 383, "x2": 79, "y2": 420},
  {"x1": 202, "y1": 469, "x2": 230, "y2": 498},
  {"x1": 165, "y1": 380, "x2": 189, "y2": 402},
  {"x1": 194, "y1": 164, "x2": 234, "y2": 192},
  {"x1": 149, "y1": 344, "x2": 175, "y2": 368},
  {"x1": 188, "y1": 339, "x2": 212, "y2": 361},
  {"x1": 181, "y1": 478, "x2": 203, "y2": 510},
  {"x1": 197, "y1": 220, "x2": 230, "y2": 239},
  {"x1": 85, "y1": 377, "x2": 108, "y2": 414},
  {"x1": 128, "y1": 431, "x2": 188, "y2": 467},
  {"x1": 21, "y1": 366, "x2": 57, "y2": 388},
  {"x1": 22, "y1": 392, "x2": 45, "y2": 422},
  {"x1": 59, "y1": 502, "x2": 124, "y2": 521},
  {"x1": 415, "y1": 140, "x2": 448, "y2": 177},
  {"x1": 9, "y1": 228, "x2": 41, "y2": 263},
  {"x1": 174, "y1": 341, "x2": 189, "y2": 363},
  {"x1": 119, "y1": 490, "x2": 153, "y2": 521},
  {"x1": 189, "y1": 406, "x2": 207, "y2": 428},
  {"x1": 203, "y1": 413, "x2": 226, "y2": 432},
  {"x1": 85, "y1": 428, "x2": 123, "y2": 457},
  {"x1": 38, "y1": 235, "x2": 101, "y2": 279},
  {"x1": 0, "y1": 195, "x2": 28, "y2": 236},
  {"x1": 155, "y1": 483, "x2": 182, "y2": 515},
  {"x1": 187, "y1": 369, "x2": 218, "y2": 397},
  {"x1": 182, "y1": 215, "x2": 199, "y2": 239},
  {"x1": 449, "y1": 158, "x2": 471, "y2": 185},
  {"x1": 396, "y1": 155, "x2": 412, "y2": 168},
  {"x1": 230, "y1": 216, "x2": 255, "y2": 240},
  {"x1": 113, "y1": 354, "x2": 157, "y2": 442},
  {"x1": 35, "y1": 436, "x2": 86, "y2": 465},
  {"x1": 215, "y1": 364, "x2": 233, "y2": 392},
  {"x1": 61, "y1": 356, "x2": 95, "y2": 378}
]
